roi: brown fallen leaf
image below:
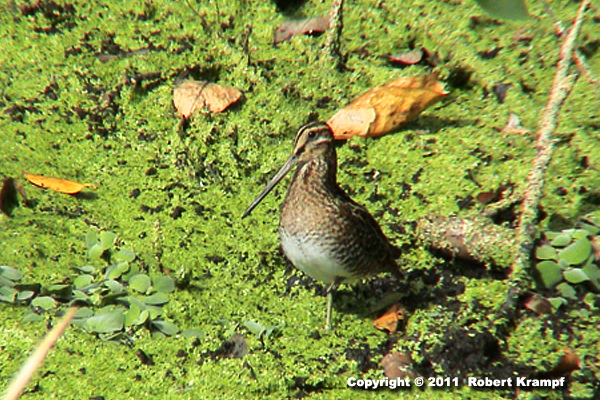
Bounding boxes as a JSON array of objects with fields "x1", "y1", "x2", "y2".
[
  {"x1": 327, "y1": 73, "x2": 448, "y2": 140},
  {"x1": 273, "y1": 15, "x2": 330, "y2": 44},
  {"x1": 381, "y1": 352, "x2": 420, "y2": 381},
  {"x1": 389, "y1": 49, "x2": 423, "y2": 65},
  {"x1": 373, "y1": 303, "x2": 406, "y2": 334},
  {"x1": 523, "y1": 293, "x2": 553, "y2": 315},
  {"x1": 476, "y1": 183, "x2": 511, "y2": 205},
  {"x1": 173, "y1": 80, "x2": 242, "y2": 118},
  {"x1": 492, "y1": 82, "x2": 512, "y2": 103},
  {"x1": 23, "y1": 172, "x2": 97, "y2": 194},
  {"x1": 550, "y1": 348, "x2": 580, "y2": 376}
]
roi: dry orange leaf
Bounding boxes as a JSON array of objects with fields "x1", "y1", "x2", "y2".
[
  {"x1": 550, "y1": 348, "x2": 581, "y2": 376},
  {"x1": 173, "y1": 79, "x2": 242, "y2": 118},
  {"x1": 327, "y1": 73, "x2": 448, "y2": 140},
  {"x1": 23, "y1": 172, "x2": 97, "y2": 194},
  {"x1": 373, "y1": 303, "x2": 406, "y2": 334}
]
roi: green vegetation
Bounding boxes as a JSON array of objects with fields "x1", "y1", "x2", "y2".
[
  {"x1": 535, "y1": 212, "x2": 600, "y2": 309},
  {"x1": 1, "y1": 231, "x2": 180, "y2": 340},
  {"x1": 1, "y1": 0, "x2": 599, "y2": 399}
]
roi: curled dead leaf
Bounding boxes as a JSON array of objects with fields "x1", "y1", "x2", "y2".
[
  {"x1": 381, "y1": 352, "x2": 420, "y2": 381},
  {"x1": 373, "y1": 303, "x2": 406, "y2": 334},
  {"x1": 523, "y1": 293, "x2": 553, "y2": 315},
  {"x1": 173, "y1": 79, "x2": 242, "y2": 118},
  {"x1": 273, "y1": 16, "x2": 330, "y2": 44},
  {"x1": 327, "y1": 73, "x2": 447, "y2": 140},
  {"x1": 389, "y1": 49, "x2": 423, "y2": 65},
  {"x1": 23, "y1": 172, "x2": 97, "y2": 194},
  {"x1": 550, "y1": 348, "x2": 580, "y2": 376}
]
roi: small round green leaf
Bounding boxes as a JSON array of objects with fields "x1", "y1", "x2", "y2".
[
  {"x1": 104, "y1": 279, "x2": 124, "y2": 294},
  {"x1": 152, "y1": 320, "x2": 179, "y2": 336},
  {"x1": 99, "y1": 231, "x2": 117, "y2": 250},
  {"x1": 579, "y1": 222, "x2": 600, "y2": 235},
  {"x1": 550, "y1": 232, "x2": 573, "y2": 247},
  {"x1": 85, "y1": 231, "x2": 98, "y2": 249},
  {"x1": 105, "y1": 263, "x2": 129, "y2": 280},
  {"x1": 127, "y1": 296, "x2": 147, "y2": 310},
  {"x1": 559, "y1": 238, "x2": 592, "y2": 265},
  {"x1": 121, "y1": 263, "x2": 140, "y2": 283},
  {"x1": 535, "y1": 245, "x2": 557, "y2": 260},
  {"x1": 536, "y1": 261, "x2": 563, "y2": 289},
  {"x1": 0, "y1": 266, "x2": 23, "y2": 281},
  {"x1": 548, "y1": 297, "x2": 567, "y2": 310},
  {"x1": 129, "y1": 274, "x2": 152, "y2": 293},
  {"x1": 125, "y1": 306, "x2": 143, "y2": 327},
  {"x1": 582, "y1": 263, "x2": 600, "y2": 291},
  {"x1": 572, "y1": 229, "x2": 591, "y2": 240},
  {"x1": 563, "y1": 268, "x2": 590, "y2": 284},
  {"x1": 153, "y1": 275, "x2": 175, "y2": 293},
  {"x1": 88, "y1": 243, "x2": 104, "y2": 259},
  {"x1": 556, "y1": 282, "x2": 577, "y2": 299},
  {"x1": 85, "y1": 309, "x2": 125, "y2": 333},
  {"x1": 0, "y1": 286, "x2": 17, "y2": 302},
  {"x1": 73, "y1": 307, "x2": 94, "y2": 319},
  {"x1": 146, "y1": 305, "x2": 164, "y2": 319},
  {"x1": 117, "y1": 262, "x2": 130, "y2": 274},
  {"x1": 22, "y1": 312, "x2": 44, "y2": 323},
  {"x1": 115, "y1": 249, "x2": 135, "y2": 263},
  {"x1": 17, "y1": 290, "x2": 35, "y2": 301},
  {"x1": 31, "y1": 296, "x2": 56, "y2": 310},
  {"x1": 74, "y1": 274, "x2": 95, "y2": 288},
  {"x1": 75, "y1": 265, "x2": 96, "y2": 274},
  {"x1": 143, "y1": 292, "x2": 169, "y2": 305},
  {"x1": 0, "y1": 276, "x2": 15, "y2": 288},
  {"x1": 243, "y1": 320, "x2": 265, "y2": 335}
]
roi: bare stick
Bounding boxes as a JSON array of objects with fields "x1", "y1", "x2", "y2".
[
  {"x1": 508, "y1": 0, "x2": 590, "y2": 290},
  {"x1": 3, "y1": 307, "x2": 78, "y2": 400},
  {"x1": 541, "y1": 0, "x2": 599, "y2": 94},
  {"x1": 324, "y1": 0, "x2": 344, "y2": 69}
]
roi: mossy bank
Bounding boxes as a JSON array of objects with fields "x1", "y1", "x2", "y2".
[{"x1": 1, "y1": 0, "x2": 599, "y2": 399}]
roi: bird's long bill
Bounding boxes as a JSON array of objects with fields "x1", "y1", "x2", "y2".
[{"x1": 242, "y1": 155, "x2": 297, "y2": 218}]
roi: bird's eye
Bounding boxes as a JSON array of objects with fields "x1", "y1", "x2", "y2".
[{"x1": 307, "y1": 130, "x2": 316, "y2": 139}]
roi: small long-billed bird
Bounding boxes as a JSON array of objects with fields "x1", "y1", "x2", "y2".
[{"x1": 243, "y1": 122, "x2": 402, "y2": 329}]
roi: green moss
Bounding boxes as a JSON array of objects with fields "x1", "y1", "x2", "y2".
[{"x1": 1, "y1": 0, "x2": 599, "y2": 398}]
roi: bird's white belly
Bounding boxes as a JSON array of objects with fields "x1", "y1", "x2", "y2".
[{"x1": 280, "y1": 231, "x2": 357, "y2": 284}]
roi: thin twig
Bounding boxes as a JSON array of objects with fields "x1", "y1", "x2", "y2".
[
  {"x1": 324, "y1": 0, "x2": 345, "y2": 69},
  {"x1": 3, "y1": 307, "x2": 78, "y2": 400},
  {"x1": 541, "y1": 0, "x2": 600, "y2": 94},
  {"x1": 573, "y1": 50, "x2": 600, "y2": 94},
  {"x1": 507, "y1": 0, "x2": 590, "y2": 295}
]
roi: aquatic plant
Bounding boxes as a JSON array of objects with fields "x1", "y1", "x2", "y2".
[{"x1": 2, "y1": 231, "x2": 180, "y2": 340}]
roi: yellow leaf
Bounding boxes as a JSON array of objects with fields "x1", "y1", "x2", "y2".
[{"x1": 23, "y1": 172, "x2": 97, "y2": 194}]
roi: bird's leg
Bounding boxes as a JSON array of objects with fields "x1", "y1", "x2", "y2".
[{"x1": 325, "y1": 277, "x2": 344, "y2": 330}]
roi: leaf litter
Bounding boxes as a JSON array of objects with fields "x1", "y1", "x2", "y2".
[{"x1": 327, "y1": 73, "x2": 448, "y2": 140}]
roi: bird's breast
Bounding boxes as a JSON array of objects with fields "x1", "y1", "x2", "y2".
[{"x1": 279, "y1": 226, "x2": 358, "y2": 284}]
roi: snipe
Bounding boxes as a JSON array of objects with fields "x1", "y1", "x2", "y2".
[{"x1": 243, "y1": 122, "x2": 402, "y2": 329}]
